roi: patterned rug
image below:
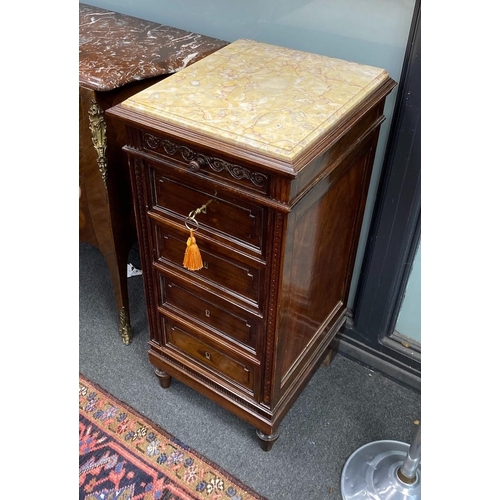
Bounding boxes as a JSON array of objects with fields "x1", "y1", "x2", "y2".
[{"x1": 79, "y1": 374, "x2": 268, "y2": 500}]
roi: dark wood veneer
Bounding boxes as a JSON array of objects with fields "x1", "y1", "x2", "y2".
[
  {"x1": 108, "y1": 66, "x2": 396, "y2": 450},
  {"x1": 79, "y1": 3, "x2": 227, "y2": 344}
]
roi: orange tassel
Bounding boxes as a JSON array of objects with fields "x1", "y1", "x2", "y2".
[{"x1": 183, "y1": 229, "x2": 203, "y2": 271}]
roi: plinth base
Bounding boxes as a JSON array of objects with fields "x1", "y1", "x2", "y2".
[{"x1": 340, "y1": 440, "x2": 421, "y2": 500}]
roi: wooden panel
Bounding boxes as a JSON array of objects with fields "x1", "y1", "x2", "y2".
[
  {"x1": 159, "y1": 274, "x2": 262, "y2": 353},
  {"x1": 107, "y1": 45, "x2": 396, "y2": 445},
  {"x1": 151, "y1": 167, "x2": 266, "y2": 255},
  {"x1": 162, "y1": 317, "x2": 258, "y2": 395},
  {"x1": 79, "y1": 2, "x2": 228, "y2": 345},
  {"x1": 141, "y1": 131, "x2": 269, "y2": 195},
  {"x1": 79, "y1": 174, "x2": 97, "y2": 246},
  {"x1": 154, "y1": 222, "x2": 263, "y2": 309},
  {"x1": 275, "y1": 142, "x2": 374, "y2": 394},
  {"x1": 79, "y1": 84, "x2": 138, "y2": 344}
]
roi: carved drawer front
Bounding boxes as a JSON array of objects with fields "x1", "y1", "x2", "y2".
[
  {"x1": 162, "y1": 317, "x2": 259, "y2": 396},
  {"x1": 151, "y1": 167, "x2": 266, "y2": 256},
  {"x1": 142, "y1": 131, "x2": 269, "y2": 195},
  {"x1": 154, "y1": 223, "x2": 263, "y2": 309},
  {"x1": 159, "y1": 275, "x2": 261, "y2": 354}
]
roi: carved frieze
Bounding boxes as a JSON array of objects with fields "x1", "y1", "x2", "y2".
[{"x1": 144, "y1": 132, "x2": 268, "y2": 191}]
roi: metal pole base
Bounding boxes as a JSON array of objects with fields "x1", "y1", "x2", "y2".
[{"x1": 340, "y1": 440, "x2": 421, "y2": 500}]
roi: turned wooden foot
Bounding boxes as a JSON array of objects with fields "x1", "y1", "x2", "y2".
[
  {"x1": 154, "y1": 368, "x2": 172, "y2": 388},
  {"x1": 256, "y1": 429, "x2": 280, "y2": 451}
]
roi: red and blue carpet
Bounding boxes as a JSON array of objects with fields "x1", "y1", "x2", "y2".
[{"x1": 79, "y1": 374, "x2": 268, "y2": 500}]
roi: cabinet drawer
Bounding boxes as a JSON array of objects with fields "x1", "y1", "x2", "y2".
[
  {"x1": 159, "y1": 274, "x2": 261, "y2": 353},
  {"x1": 154, "y1": 223, "x2": 263, "y2": 309},
  {"x1": 151, "y1": 167, "x2": 266, "y2": 256},
  {"x1": 162, "y1": 318, "x2": 258, "y2": 395},
  {"x1": 142, "y1": 131, "x2": 269, "y2": 195}
]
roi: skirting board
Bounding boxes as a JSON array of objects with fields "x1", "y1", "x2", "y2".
[{"x1": 336, "y1": 336, "x2": 421, "y2": 392}]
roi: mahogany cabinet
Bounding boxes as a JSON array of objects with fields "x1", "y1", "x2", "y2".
[
  {"x1": 79, "y1": 3, "x2": 227, "y2": 344},
  {"x1": 107, "y1": 39, "x2": 396, "y2": 448}
]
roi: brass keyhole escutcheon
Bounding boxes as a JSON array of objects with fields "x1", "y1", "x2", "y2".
[
  {"x1": 205, "y1": 310, "x2": 211, "y2": 317},
  {"x1": 204, "y1": 351, "x2": 211, "y2": 360},
  {"x1": 203, "y1": 261, "x2": 209, "y2": 269}
]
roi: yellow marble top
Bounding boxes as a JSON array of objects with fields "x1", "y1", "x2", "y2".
[{"x1": 121, "y1": 39, "x2": 390, "y2": 162}]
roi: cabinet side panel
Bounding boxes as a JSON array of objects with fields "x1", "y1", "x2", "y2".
[
  {"x1": 79, "y1": 88, "x2": 98, "y2": 172},
  {"x1": 275, "y1": 142, "x2": 375, "y2": 397},
  {"x1": 79, "y1": 88, "x2": 99, "y2": 244}
]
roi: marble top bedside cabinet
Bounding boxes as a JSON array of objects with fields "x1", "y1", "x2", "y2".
[
  {"x1": 107, "y1": 39, "x2": 396, "y2": 447},
  {"x1": 79, "y1": 3, "x2": 227, "y2": 344}
]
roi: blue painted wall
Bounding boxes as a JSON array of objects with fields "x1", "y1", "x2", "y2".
[{"x1": 396, "y1": 243, "x2": 421, "y2": 342}]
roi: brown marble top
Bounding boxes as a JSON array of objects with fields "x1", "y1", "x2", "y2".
[{"x1": 79, "y1": 3, "x2": 228, "y2": 92}]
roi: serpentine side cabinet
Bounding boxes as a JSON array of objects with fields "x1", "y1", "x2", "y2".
[
  {"x1": 79, "y1": 3, "x2": 227, "y2": 344},
  {"x1": 108, "y1": 39, "x2": 396, "y2": 447}
]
